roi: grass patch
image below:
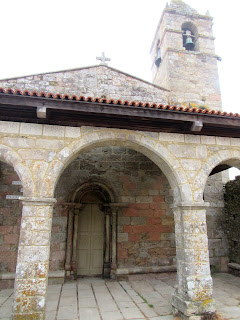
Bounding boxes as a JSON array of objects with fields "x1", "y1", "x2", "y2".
[{"x1": 137, "y1": 293, "x2": 154, "y2": 309}]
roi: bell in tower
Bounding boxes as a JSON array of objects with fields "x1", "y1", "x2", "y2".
[{"x1": 183, "y1": 30, "x2": 195, "y2": 51}]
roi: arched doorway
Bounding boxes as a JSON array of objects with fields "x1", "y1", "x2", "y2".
[
  {"x1": 75, "y1": 187, "x2": 109, "y2": 277},
  {"x1": 60, "y1": 181, "x2": 115, "y2": 279},
  {"x1": 77, "y1": 202, "x2": 104, "y2": 276}
]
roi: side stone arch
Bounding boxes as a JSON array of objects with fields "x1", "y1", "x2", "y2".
[
  {"x1": 40, "y1": 128, "x2": 190, "y2": 203},
  {"x1": 0, "y1": 144, "x2": 34, "y2": 196},
  {"x1": 193, "y1": 148, "x2": 240, "y2": 201}
]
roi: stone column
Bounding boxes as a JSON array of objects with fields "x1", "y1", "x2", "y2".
[
  {"x1": 104, "y1": 211, "x2": 111, "y2": 277},
  {"x1": 111, "y1": 208, "x2": 117, "y2": 279},
  {"x1": 171, "y1": 202, "x2": 215, "y2": 318},
  {"x1": 65, "y1": 208, "x2": 74, "y2": 277},
  {"x1": 72, "y1": 208, "x2": 80, "y2": 277},
  {"x1": 13, "y1": 197, "x2": 56, "y2": 320},
  {"x1": 105, "y1": 213, "x2": 110, "y2": 263}
]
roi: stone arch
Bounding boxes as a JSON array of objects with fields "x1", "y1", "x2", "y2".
[
  {"x1": 41, "y1": 129, "x2": 190, "y2": 203},
  {"x1": 0, "y1": 144, "x2": 34, "y2": 196},
  {"x1": 194, "y1": 149, "x2": 240, "y2": 201},
  {"x1": 71, "y1": 179, "x2": 116, "y2": 204},
  {"x1": 181, "y1": 21, "x2": 199, "y2": 51}
]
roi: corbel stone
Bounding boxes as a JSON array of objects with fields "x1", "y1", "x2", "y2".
[
  {"x1": 37, "y1": 106, "x2": 47, "y2": 119},
  {"x1": 191, "y1": 120, "x2": 203, "y2": 132}
]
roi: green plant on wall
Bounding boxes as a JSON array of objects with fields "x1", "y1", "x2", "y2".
[
  {"x1": 224, "y1": 176, "x2": 240, "y2": 264},
  {"x1": 167, "y1": 99, "x2": 210, "y2": 109}
]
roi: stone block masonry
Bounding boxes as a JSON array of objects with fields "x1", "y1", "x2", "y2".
[
  {"x1": 0, "y1": 162, "x2": 22, "y2": 290},
  {"x1": 49, "y1": 206, "x2": 68, "y2": 272},
  {"x1": 119, "y1": 202, "x2": 175, "y2": 268},
  {"x1": 0, "y1": 65, "x2": 169, "y2": 105}
]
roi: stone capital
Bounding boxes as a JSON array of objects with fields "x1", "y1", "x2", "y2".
[
  {"x1": 19, "y1": 196, "x2": 57, "y2": 206},
  {"x1": 170, "y1": 201, "x2": 210, "y2": 209},
  {"x1": 103, "y1": 202, "x2": 129, "y2": 215}
]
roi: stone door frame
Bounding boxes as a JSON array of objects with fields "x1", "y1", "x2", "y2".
[
  {"x1": 64, "y1": 180, "x2": 118, "y2": 279},
  {"x1": 64, "y1": 201, "x2": 126, "y2": 280}
]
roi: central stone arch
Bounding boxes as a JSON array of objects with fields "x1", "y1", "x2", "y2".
[{"x1": 41, "y1": 129, "x2": 190, "y2": 204}]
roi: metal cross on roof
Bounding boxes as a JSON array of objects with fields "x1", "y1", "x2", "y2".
[{"x1": 96, "y1": 52, "x2": 111, "y2": 65}]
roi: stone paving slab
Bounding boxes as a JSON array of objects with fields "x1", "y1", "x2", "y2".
[{"x1": 0, "y1": 273, "x2": 239, "y2": 319}]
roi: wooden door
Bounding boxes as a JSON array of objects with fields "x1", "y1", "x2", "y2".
[{"x1": 77, "y1": 204, "x2": 104, "y2": 276}]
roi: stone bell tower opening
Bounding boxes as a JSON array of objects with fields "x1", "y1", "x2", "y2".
[{"x1": 181, "y1": 21, "x2": 199, "y2": 51}]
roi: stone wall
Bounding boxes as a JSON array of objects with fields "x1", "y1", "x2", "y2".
[
  {"x1": 155, "y1": 51, "x2": 221, "y2": 110},
  {"x1": 0, "y1": 65, "x2": 168, "y2": 104},
  {"x1": 0, "y1": 161, "x2": 22, "y2": 289},
  {"x1": 119, "y1": 201, "x2": 175, "y2": 268},
  {"x1": 204, "y1": 172, "x2": 229, "y2": 272},
  {"x1": 49, "y1": 205, "x2": 68, "y2": 271}
]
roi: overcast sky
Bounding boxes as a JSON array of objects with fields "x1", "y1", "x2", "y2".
[{"x1": 0, "y1": 0, "x2": 239, "y2": 114}]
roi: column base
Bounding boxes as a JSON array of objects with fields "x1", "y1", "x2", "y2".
[
  {"x1": 104, "y1": 262, "x2": 111, "y2": 278},
  {"x1": 12, "y1": 313, "x2": 45, "y2": 320},
  {"x1": 172, "y1": 293, "x2": 216, "y2": 317},
  {"x1": 110, "y1": 264, "x2": 117, "y2": 279}
]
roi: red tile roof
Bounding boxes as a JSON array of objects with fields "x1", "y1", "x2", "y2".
[{"x1": 0, "y1": 87, "x2": 238, "y2": 118}]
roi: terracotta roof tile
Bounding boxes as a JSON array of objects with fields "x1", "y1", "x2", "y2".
[{"x1": 0, "y1": 87, "x2": 239, "y2": 118}]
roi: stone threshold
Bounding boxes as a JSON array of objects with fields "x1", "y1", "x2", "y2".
[
  {"x1": 0, "y1": 271, "x2": 65, "y2": 281},
  {"x1": 228, "y1": 263, "x2": 240, "y2": 277},
  {"x1": 116, "y1": 265, "x2": 176, "y2": 275},
  {"x1": 228, "y1": 262, "x2": 240, "y2": 270}
]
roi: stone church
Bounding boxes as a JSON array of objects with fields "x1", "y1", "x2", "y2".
[{"x1": 0, "y1": 0, "x2": 239, "y2": 318}]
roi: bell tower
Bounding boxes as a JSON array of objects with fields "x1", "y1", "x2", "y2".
[{"x1": 150, "y1": 0, "x2": 222, "y2": 110}]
